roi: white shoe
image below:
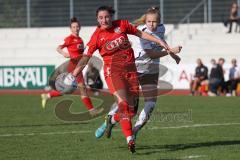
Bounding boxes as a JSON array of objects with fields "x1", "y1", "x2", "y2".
[
  {"x1": 41, "y1": 94, "x2": 49, "y2": 109},
  {"x1": 226, "y1": 93, "x2": 232, "y2": 97},
  {"x1": 208, "y1": 91, "x2": 217, "y2": 97},
  {"x1": 232, "y1": 91, "x2": 236, "y2": 96}
]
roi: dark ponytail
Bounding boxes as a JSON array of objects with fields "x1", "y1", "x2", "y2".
[
  {"x1": 70, "y1": 17, "x2": 80, "y2": 27},
  {"x1": 96, "y1": 6, "x2": 115, "y2": 17}
]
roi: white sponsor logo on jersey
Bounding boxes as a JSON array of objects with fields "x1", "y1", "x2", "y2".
[
  {"x1": 114, "y1": 27, "x2": 121, "y2": 34},
  {"x1": 105, "y1": 36, "x2": 130, "y2": 51}
]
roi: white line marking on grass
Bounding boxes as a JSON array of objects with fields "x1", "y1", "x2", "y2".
[
  {"x1": 150, "y1": 122, "x2": 240, "y2": 130},
  {"x1": 184, "y1": 155, "x2": 206, "y2": 159},
  {"x1": 1, "y1": 122, "x2": 240, "y2": 138},
  {"x1": 0, "y1": 130, "x2": 92, "y2": 137}
]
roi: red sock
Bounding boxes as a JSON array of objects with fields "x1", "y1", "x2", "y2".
[
  {"x1": 49, "y1": 90, "x2": 61, "y2": 97},
  {"x1": 200, "y1": 85, "x2": 205, "y2": 93},
  {"x1": 119, "y1": 118, "x2": 132, "y2": 138},
  {"x1": 81, "y1": 97, "x2": 94, "y2": 110},
  {"x1": 118, "y1": 101, "x2": 133, "y2": 138},
  {"x1": 200, "y1": 85, "x2": 208, "y2": 95}
]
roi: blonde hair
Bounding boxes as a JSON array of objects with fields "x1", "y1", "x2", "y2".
[{"x1": 133, "y1": 6, "x2": 161, "y2": 26}]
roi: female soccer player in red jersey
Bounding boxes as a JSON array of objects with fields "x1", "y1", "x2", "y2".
[
  {"x1": 41, "y1": 17, "x2": 102, "y2": 116},
  {"x1": 95, "y1": 7, "x2": 182, "y2": 141},
  {"x1": 65, "y1": 6, "x2": 171, "y2": 153}
]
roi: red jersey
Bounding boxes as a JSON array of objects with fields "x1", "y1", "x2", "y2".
[
  {"x1": 59, "y1": 34, "x2": 84, "y2": 59},
  {"x1": 83, "y1": 20, "x2": 138, "y2": 68}
]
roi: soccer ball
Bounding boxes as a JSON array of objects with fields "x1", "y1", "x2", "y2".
[{"x1": 55, "y1": 72, "x2": 78, "y2": 94}]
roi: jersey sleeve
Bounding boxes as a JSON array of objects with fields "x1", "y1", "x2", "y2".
[
  {"x1": 59, "y1": 36, "x2": 71, "y2": 49},
  {"x1": 136, "y1": 25, "x2": 152, "y2": 50},
  {"x1": 83, "y1": 31, "x2": 98, "y2": 57},
  {"x1": 236, "y1": 67, "x2": 240, "y2": 78},
  {"x1": 121, "y1": 20, "x2": 138, "y2": 35}
]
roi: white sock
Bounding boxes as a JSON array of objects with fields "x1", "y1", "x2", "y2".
[
  {"x1": 134, "y1": 101, "x2": 156, "y2": 127},
  {"x1": 108, "y1": 102, "x2": 118, "y2": 116},
  {"x1": 88, "y1": 108, "x2": 95, "y2": 112},
  {"x1": 111, "y1": 115, "x2": 117, "y2": 124},
  {"x1": 126, "y1": 136, "x2": 133, "y2": 143}
]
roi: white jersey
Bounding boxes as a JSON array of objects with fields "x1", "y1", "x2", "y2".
[
  {"x1": 134, "y1": 24, "x2": 165, "y2": 74},
  {"x1": 235, "y1": 67, "x2": 240, "y2": 78}
]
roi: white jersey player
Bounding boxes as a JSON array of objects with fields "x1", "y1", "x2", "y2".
[{"x1": 134, "y1": 23, "x2": 165, "y2": 74}]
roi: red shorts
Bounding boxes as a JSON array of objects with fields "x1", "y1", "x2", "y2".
[
  {"x1": 104, "y1": 64, "x2": 139, "y2": 96},
  {"x1": 67, "y1": 58, "x2": 84, "y2": 84}
]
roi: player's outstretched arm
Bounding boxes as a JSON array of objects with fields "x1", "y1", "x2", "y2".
[
  {"x1": 170, "y1": 46, "x2": 182, "y2": 54},
  {"x1": 168, "y1": 46, "x2": 182, "y2": 64},
  {"x1": 135, "y1": 30, "x2": 182, "y2": 64},
  {"x1": 145, "y1": 46, "x2": 182, "y2": 64},
  {"x1": 145, "y1": 46, "x2": 182, "y2": 59},
  {"x1": 72, "y1": 55, "x2": 90, "y2": 77},
  {"x1": 135, "y1": 30, "x2": 170, "y2": 51},
  {"x1": 56, "y1": 46, "x2": 70, "y2": 58}
]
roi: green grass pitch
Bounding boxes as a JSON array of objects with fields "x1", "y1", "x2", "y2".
[{"x1": 0, "y1": 94, "x2": 240, "y2": 160}]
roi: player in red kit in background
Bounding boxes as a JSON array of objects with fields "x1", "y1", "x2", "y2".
[
  {"x1": 41, "y1": 17, "x2": 103, "y2": 117},
  {"x1": 64, "y1": 6, "x2": 176, "y2": 153}
]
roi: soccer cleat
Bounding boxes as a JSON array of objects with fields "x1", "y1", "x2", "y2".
[
  {"x1": 95, "y1": 121, "x2": 107, "y2": 139},
  {"x1": 105, "y1": 115, "x2": 115, "y2": 138},
  {"x1": 41, "y1": 94, "x2": 49, "y2": 109},
  {"x1": 89, "y1": 108, "x2": 104, "y2": 117},
  {"x1": 128, "y1": 140, "x2": 136, "y2": 153}
]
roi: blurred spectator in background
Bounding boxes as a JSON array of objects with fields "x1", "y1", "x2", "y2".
[
  {"x1": 226, "y1": 58, "x2": 240, "y2": 96},
  {"x1": 208, "y1": 58, "x2": 225, "y2": 96},
  {"x1": 190, "y1": 58, "x2": 208, "y2": 95},
  {"x1": 224, "y1": 2, "x2": 240, "y2": 33},
  {"x1": 86, "y1": 62, "x2": 103, "y2": 95},
  {"x1": 210, "y1": 58, "x2": 217, "y2": 68}
]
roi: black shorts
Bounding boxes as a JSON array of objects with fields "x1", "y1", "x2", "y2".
[{"x1": 138, "y1": 73, "x2": 159, "y2": 86}]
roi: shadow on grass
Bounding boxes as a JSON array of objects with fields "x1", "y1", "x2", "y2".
[{"x1": 119, "y1": 140, "x2": 240, "y2": 156}]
